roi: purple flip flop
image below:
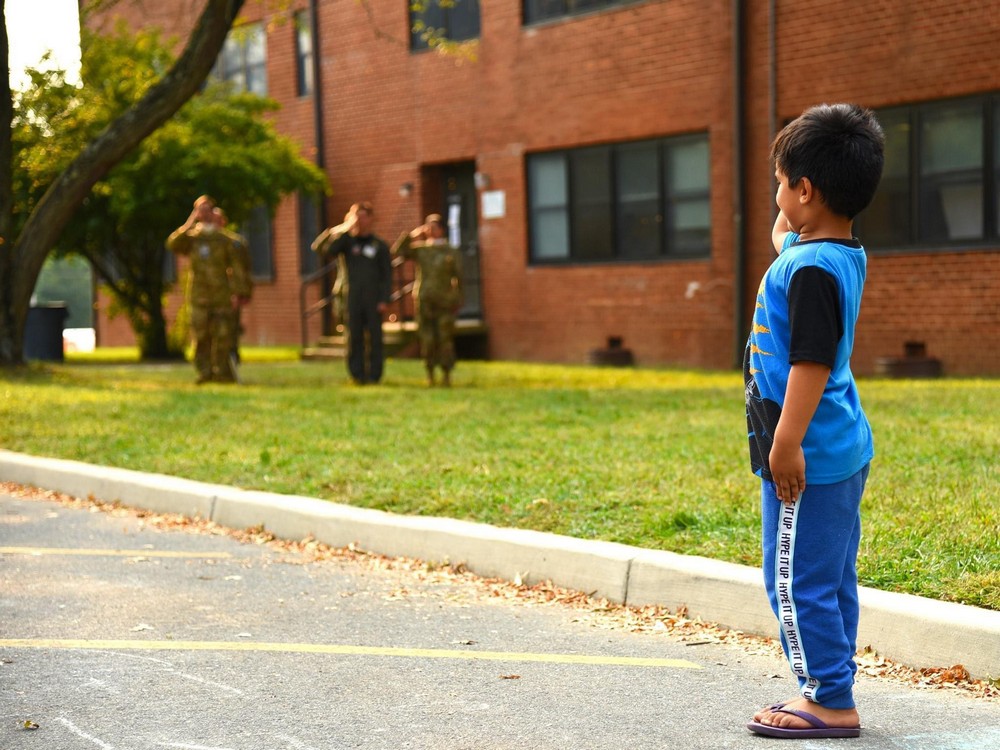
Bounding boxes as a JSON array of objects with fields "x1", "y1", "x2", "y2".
[{"x1": 746, "y1": 707, "x2": 861, "y2": 739}]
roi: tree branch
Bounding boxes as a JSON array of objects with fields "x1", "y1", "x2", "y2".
[{"x1": 9, "y1": 0, "x2": 246, "y2": 328}]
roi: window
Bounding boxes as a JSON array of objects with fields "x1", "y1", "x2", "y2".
[
  {"x1": 858, "y1": 94, "x2": 1000, "y2": 249},
  {"x1": 861, "y1": 108, "x2": 911, "y2": 248},
  {"x1": 410, "y1": 0, "x2": 480, "y2": 51},
  {"x1": 163, "y1": 249, "x2": 177, "y2": 285},
  {"x1": 214, "y1": 23, "x2": 267, "y2": 96},
  {"x1": 299, "y1": 194, "x2": 321, "y2": 276},
  {"x1": 920, "y1": 101, "x2": 983, "y2": 242},
  {"x1": 527, "y1": 134, "x2": 711, "y2": 263},
  {"x1": 243, "y1": 204, "x2": 274, "y2": 281},
  {"x1": 995, "y1": 99, "x2": 1000, "y2": 236},
  {"x1": 524, "y1": 0, "x2": 637, "y2": 26},
  {"x1": 294, "y1": 11, "x2": 313, "y2": 97}
]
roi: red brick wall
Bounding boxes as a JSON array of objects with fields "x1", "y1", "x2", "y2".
[
  {"x1": 87, "y1": 0, "x2": 1000, "y2": 374},
  {"x1": 330, "y1": 0, "x2": 739, "y2": 368},
  {"x1": 743, "y1": 0, "x2": 1000, "y2": 376}
]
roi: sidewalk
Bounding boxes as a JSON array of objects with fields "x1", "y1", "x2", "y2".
[{"x1": 2, "y1": 448, "x2": 998, "y2": 680}]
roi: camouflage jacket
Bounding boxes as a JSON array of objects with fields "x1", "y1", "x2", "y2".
[
  {"x1": 392, "y1": 233, "x2": 463, "y2": 309},
  {"x1": 166, "y1": 224, "x2": 252, "y2": 307}
]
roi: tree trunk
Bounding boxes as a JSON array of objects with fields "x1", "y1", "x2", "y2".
[
  {"x1": 137, "y1": 304, "x2": 179, "y2": 361},
  {"x1": 0, "y1": 0, "x2": 246, "y2": 366},
  {"x1": 1, "y1": 0, "x2": 19, "y2": 363}
]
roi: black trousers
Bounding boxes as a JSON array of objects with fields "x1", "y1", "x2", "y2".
[{"x1": 346, "y1": 290, "x2": 383, "y2": 383}]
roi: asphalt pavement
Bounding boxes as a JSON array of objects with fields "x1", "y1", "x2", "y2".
[
  {"x1": 1, "y1": 449, "x2": 997, "y2": 683},
  {"x1": 3, "y1": 488, "x2": 1000, "y2": 750}
]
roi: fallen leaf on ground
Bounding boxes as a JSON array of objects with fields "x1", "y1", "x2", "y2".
[{"x1": 9, "y1": 481, "x2": 998, "y2": 703}]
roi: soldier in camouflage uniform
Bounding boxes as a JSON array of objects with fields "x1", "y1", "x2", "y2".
[
  {"x1": 166, "y1": 196, "x2": 252, "y2": 384},
  {"x1": 312, "y1": 202, "x2": 392, "y2": 385},
  {"x1": 392, "y1": 214, "x2": 463, "y2": 387},
  {"x1": 212, "y1": 207, "x2": 252, "y2": 367}
]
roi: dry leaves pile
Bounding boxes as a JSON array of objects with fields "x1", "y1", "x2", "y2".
[{"x1": 3, "y1": 481, "x2": 996, "y2": 701}]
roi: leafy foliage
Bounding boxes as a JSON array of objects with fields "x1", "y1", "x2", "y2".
[{"x1": 12, "y1": 24, "x2": 328, "y2": 359}]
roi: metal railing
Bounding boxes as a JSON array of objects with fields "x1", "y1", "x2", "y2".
[
  {"x1": 299, "y1": 256, "x2": 415, "y2": 350},
  {"x1": 298, "y1": 259, "x2": 339, "y2": 350}
]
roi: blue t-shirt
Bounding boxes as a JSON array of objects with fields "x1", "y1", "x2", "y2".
[{"x1": 744, "y1": 233, "x2": 873, "y2": 484}]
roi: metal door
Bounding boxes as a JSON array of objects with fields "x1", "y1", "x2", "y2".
[{"x1": 442, "y1": 165, "x2": 482, "y2": 318}]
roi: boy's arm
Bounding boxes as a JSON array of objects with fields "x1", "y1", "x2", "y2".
[
  {"x1": 769, "y1": 361, "x2": 831, "y2": 503},
  {"x1": 772, "y1": 211, "x2": 792, "y2": 254}
]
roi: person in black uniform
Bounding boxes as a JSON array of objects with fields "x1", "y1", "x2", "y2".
[{"x1": 311, "y1": 202, "x2": 392, "y2": 384}]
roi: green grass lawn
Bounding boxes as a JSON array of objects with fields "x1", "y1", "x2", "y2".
[{"x1": 2, "y1": 354, "x2": 997, "y2": 610}]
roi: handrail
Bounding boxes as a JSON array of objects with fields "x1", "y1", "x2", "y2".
[
  {"x1": 301, "y1": 258, "x2": 339, "y2": 287},
  {"x1": 389, "y1": 255, "x2": 415, "y2": 304},
  {"x1": 299, "y1": 255, "x2": 416, "y2": 351},
  {"x1": 299, "y1": 259, "x2": 339, "y2": 350}
]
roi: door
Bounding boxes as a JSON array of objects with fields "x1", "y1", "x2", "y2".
[{"x1": 440, "y1": 164, "x2": 482, "y2": 318}]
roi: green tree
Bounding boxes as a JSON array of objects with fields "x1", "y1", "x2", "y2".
[
  {"x1": 16, "y1": 25, "x2": 327, "y2": 359},
  {"x1": 1, "y1": 0, "x2": 247, "y2": 366}
]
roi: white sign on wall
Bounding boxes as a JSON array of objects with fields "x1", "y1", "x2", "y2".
[{"x1": 481, "y1": 190, "x2": 506, "y2": 219}]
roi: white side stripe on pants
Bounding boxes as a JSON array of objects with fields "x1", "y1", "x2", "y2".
[{"x1": 775, "y1": 500, "x2": 819, "y2": 700}]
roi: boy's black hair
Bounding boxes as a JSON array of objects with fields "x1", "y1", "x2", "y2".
[{"x1": 770, "y1": 103, "x2": 885, "y2": 220}]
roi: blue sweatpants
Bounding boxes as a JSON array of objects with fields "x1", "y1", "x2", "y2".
[{"x1": 761, "y1": 464, "x2": 869, "y2": 709}]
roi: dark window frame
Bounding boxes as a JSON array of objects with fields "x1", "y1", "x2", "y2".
[
  {"x1": 213, "y1": 22, "x2": 268, "y2": 96},
  {"x1": 243, "y1": 204, "x2": 275, "y2": 282},
  {"x1": 410, "y1": 0, "x2": 481, "y2": 51},
  {"x1": 294, "y1": 10, "x2": 314, "y2": 97},
  {"x1": 858, "y1": 93, "x2": 1000, "y2": 252},
  {"x1": 523, "y1": 0, "x2": 646, "y2": 27},
  {"x1": 298, "y1": 193, "x2": 321, "y2": 276},
  {"x1": 526, "y1": 133, "x2": 712, "y2": 265}
]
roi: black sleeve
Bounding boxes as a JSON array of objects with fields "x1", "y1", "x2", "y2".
[
  {"x1": 787, "y1": 266, "x2": 843, "y2": 368},
  {"x1": 327, "y1": 233, "x2": 351, "y2": 257}
]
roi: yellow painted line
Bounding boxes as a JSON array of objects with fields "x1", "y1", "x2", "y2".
[
  {"x1": 0, "y1": 639, "x2": 701, "y2": 669},
  {"x1": 0, "y1": 547, "x2": 232, "y2": 559}
]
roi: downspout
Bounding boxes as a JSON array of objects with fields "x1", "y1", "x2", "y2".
[
  {"x1": 769, "y1": 0, "x2": 777, "y2": 151},
  {"x1": 309, "y1": 0, "x2": 331, "y2": 336},
  {"x1": 310, "y1": 0, "x2": 326, "y2": 219},
  {"x1": 731, "y1": 0, "x2": 746, "y2": 368}
]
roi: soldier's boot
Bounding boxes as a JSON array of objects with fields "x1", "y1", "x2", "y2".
[
  {"x1": 427, "y1": 366, "x2": 436, "y2": 387},
  {"x1": 442, "y1": 368, "x2": 451, "y2": 388}
]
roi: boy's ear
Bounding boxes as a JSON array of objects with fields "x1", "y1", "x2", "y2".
[{"x1": 798, "y1": 176, "x2": 816, "y2": 205}]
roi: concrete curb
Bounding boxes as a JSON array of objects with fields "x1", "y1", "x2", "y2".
[{"x1": 2, "y1": 449, "x2": 998, "y2": 679}]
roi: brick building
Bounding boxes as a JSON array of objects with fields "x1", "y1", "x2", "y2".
[{"x1": 89, "y1": 0, "x2": 1000, "y2": 375}]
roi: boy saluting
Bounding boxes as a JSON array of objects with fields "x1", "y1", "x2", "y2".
[{"x1": 744, "y1": 104, "x2": 884, "y2": 739}]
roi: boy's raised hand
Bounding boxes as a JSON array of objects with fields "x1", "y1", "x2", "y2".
[{"x1": 772, "y1": 211, "x2": 793, "y2": 254}]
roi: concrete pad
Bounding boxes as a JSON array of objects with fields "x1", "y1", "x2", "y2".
[
  {"x1": 858, "y1": 586, "x2": 1000, "y2": 677},
  {"x1": 0, "y1": 450, "x2": 215, "y2": 519},
  {"x1": 211, "y1": 485, "x2": 634, "y2": 602},
  {"x1": 626, "y1": 548, "x2": 775, "y2": 633}
]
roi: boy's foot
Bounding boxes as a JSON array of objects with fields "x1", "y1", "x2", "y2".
[{"x1": 748, "y1": 698, "x2": 860, "y2": 738}]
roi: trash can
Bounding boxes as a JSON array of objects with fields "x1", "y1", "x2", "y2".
[{"x1": 24, "y1": 303, "x2": 69, "y2": 361}]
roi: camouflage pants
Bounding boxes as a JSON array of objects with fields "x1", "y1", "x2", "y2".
[
  {"x1": 417, "y1": 298, "x2": 456, "y2": 372},
  {"x1": 191, "y1": 305, "x2": 237, "y2": 382}
]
